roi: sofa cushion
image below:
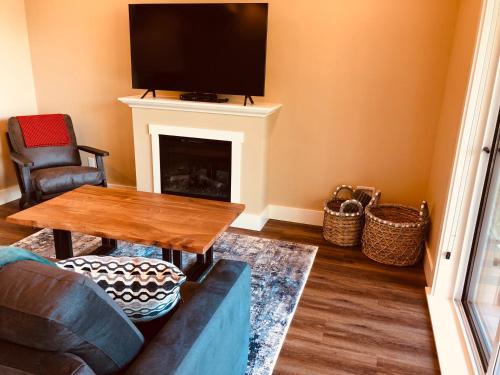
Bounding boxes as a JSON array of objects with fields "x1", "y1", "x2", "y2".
[
  {"x1": 57, "y1": 256, "x2": 187, "y2": 322},
  {"x1": 31, "y1": 166, "x2": 104, "y2": 195},
  {"x1": 0, "y1": 339, "x2": 96, "y2": 375},
  {"x1": 0, "y1": 260, "x2": 144, "y2": 375}
]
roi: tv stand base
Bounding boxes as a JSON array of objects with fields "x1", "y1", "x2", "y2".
[
  {"x1": 140, "y1": 89, "x2": 156, "y2": 99},
  {"x1": 244, "y1": 95, "x2": 254, "y2": 106}
]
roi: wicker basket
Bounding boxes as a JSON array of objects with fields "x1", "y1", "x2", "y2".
[
  {"x1": 362, "y1": 192, "x2": 429, "y2": 266},
  {"x1": 323, "y1": 185, "x2": 367, "y2": 247}
]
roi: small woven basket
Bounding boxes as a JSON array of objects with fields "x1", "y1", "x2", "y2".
[
  {"x1": 362, "y1": 192, "x2": 429, "y2": 266},
  {"x1": 323, "y1": 185, "x2": 367, "y2": 247}
]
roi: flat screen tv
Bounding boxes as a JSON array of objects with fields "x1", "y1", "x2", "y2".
[{"x1": 128, "y1": 3, "x2": 268, "y2": 98}]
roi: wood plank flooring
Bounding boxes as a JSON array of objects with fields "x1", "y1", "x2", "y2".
[
  {"x1": 230, "y1": 221, "x2": 440, "y2": 375},
  {"x1": 0, "y1": 200, "x2": 440, "y2": 374}
]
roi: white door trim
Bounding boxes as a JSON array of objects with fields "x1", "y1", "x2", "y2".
[
  {"x1": 428, "y1": 0, "x2": 500, "y2": 373},
  {"x1": 431, "y1": 0, "x2": 500, "y2": 299}
]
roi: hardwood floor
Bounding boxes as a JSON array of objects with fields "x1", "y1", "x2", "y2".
[
  {"x1": 230, "y1": 220, "x2": 440, "y2": 375},
  {"x1": 0, "y1": 201, "x2": 38, "y2": 244},
  {"x1": 0, "y1": 200, "x2": 439, "y2": 374}
]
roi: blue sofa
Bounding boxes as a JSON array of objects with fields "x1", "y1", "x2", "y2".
[{"x1": 0, "y1": 258, "x2": 251, "y2": 375}]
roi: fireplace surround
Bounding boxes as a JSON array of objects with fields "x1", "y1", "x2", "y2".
[{"x1": 119, "y1": 95, "x2": 281, "y2": 230}]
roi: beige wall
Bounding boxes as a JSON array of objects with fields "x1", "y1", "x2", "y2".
[
  {"x1": 0, "y1": 0, "x2": 38, "y2": 189},
  {"x1": 425, "y1": 0, "x2": 483, "y2": 267},
  {"x1": 23, "y1": 0, "x2": 461, "y2": 209}
]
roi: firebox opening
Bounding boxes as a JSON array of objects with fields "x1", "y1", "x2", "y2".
[{"x1": 159, "y1": 135, "x2": 231, "y2": 202}]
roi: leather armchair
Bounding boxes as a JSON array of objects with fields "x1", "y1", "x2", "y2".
[{"x1": 7, "y1": 115, "x2": 109, "y2": 209}]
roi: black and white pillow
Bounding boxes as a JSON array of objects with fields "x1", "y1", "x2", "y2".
[{"x1": 56, "y1": 255, "x2": 186, "y2": 322}]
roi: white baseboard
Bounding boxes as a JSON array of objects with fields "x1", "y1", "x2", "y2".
[
  {"x1": 0, "y1": 185, "x2": 21, "y2": 205},
  {"x1": 232, "y1": 204, "x2": 324, "y2": 230},
  {"x1": 423, "y1": 243, "x2": 435, "y2": 287},
  {"x1": 268, "y1": 204, "x2": 323, "y2": 226},
  {"x1": 231, "y1": 206, "x2": 269, "y2": 231}
]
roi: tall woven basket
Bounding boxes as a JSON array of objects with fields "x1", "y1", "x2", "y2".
[
  {"x1": 362, "y1": 193, "x2": 429, "y2": 266},
  {"x1": 323, "y1": 185, "x2": 371, "y2": 247}
]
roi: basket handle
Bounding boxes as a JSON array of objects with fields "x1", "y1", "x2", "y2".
[
  {"x1": 339, "y1": 199, "x2": 364, "y2": 214},
  {"x1": 368, "y1": 191, "x2": 381, "y2": 207},
  {"x1": 420, "y1": 201, "x2": 429, "y2": 220},
  {"x1": 332, "y1": 184, "x2": 354, "y2": 199}
]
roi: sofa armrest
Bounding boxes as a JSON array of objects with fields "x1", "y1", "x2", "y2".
[
  {"x1": 125, "y1": 259, "x2": 251, "y2": 375},
  {"x1": 77, "y1": 145, "x2": 109, "y2": 157},
  {"x1": 9, "y1": 152, "x2": 34, "y2": 167}
]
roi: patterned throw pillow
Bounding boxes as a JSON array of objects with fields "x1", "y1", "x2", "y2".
[{"x1": 56, "y1": 256, "x2": 186, "y2": 322}]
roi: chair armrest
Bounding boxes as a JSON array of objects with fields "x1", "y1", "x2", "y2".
[
  {"x1": 125, "y1": 260, "x2": 251, "y2": 375},
  {"x1": 77, "y1": 145, "x2": 109, "y2": 157},
  {"x1": 10, "y1": 152, "x2": 34, "y2": 167}
]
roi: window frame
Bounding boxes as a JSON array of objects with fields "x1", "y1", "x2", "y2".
[
  {"x1": 427, "y1": 0, "x2": 500, "y2": 373},
  {"x1": 460, "y1": 111, "x2": 500, "y2": 370}
]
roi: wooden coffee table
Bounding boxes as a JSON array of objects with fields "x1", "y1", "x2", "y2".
[{"x1": 7, "y1": 185, "x2": 245, "y2": 280}]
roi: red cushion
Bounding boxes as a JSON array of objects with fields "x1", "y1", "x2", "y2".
[{"x1": 16, "y1": 114, "x2": 71, "y2": 148}]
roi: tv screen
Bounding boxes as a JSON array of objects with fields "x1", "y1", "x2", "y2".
[{"x1": 128, "y1": 3, "x2": 268, "y2": 97}]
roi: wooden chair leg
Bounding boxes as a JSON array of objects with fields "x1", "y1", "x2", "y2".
[
  {"x1": 96, "y1": 155, "x2": 107, "y2": 188},
  {"x1": 19, "y1": 193, "x2": 39, "y2": 210},
  {"x1": 18, "y1": 195, "x2": 26, "y2": 210}
]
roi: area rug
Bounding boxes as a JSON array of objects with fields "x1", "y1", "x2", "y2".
[{"x1": 12, "y1": 229, "x2": 317, "y2": 375}]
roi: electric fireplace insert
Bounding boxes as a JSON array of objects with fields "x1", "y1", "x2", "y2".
[{"x1": 159, "y1": 135, "x2": 231, "y2": 202}]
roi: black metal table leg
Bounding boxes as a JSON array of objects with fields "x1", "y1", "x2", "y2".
[
  {"x1": 53, "y1": 229, "x2": 73, "y2": 259},
  {"x1": 173, "y1": 250, "x2": 183, "y2": 269},
  {"x1": 196, "y1": 253, "x2": 206, "y2": 264},
  {"x1": 162, "y1": 248, "x2": 182, "y2": 268},
  {"x1": 101, "y1": 238, "x2": 118, "y2": 252},
  {"x1": 186, "y1": 246, "x2": 214, "y2": 281},
  {"x1": 162, "y1": 248, "x2": 173, "y2": 262},
  {"x1": 205, "y1": 246, "x2": 213, "y2": 264},
  {"x1": 161, "y1": 247, "x2": 214, "y2": 281}
]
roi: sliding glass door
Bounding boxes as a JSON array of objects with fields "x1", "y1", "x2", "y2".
[{"x1": 462, "y1": 111, "x2": 500, "y2": 371}]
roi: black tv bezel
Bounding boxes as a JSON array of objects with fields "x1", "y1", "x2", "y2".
[{"x1": 128, "y1": 3, "x2": 268, "y2": 97}]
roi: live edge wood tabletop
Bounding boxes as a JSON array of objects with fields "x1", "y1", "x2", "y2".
[{"x1": 6, "y1": 185, "x2": 245, "y2": 254}]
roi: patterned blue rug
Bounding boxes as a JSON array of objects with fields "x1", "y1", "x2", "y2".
[{"x1": 13, "y1": 229, "x2": 317, "y2": 375}]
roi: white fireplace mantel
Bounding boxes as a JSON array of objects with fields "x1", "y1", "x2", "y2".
[
  {"x1": 118, "y1": 95, "x2": 281, "y2": 118},
  {"x1": 119, "y1": 95, "x2": 282, "y2": 231}
]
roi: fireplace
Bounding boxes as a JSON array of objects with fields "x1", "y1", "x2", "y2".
[
  {"x1": 159, "y1": 135, "x2": 231, "y2": 201},
  {"x1": 120, "y1": 97, "x2": 281, "y2": 229}
]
